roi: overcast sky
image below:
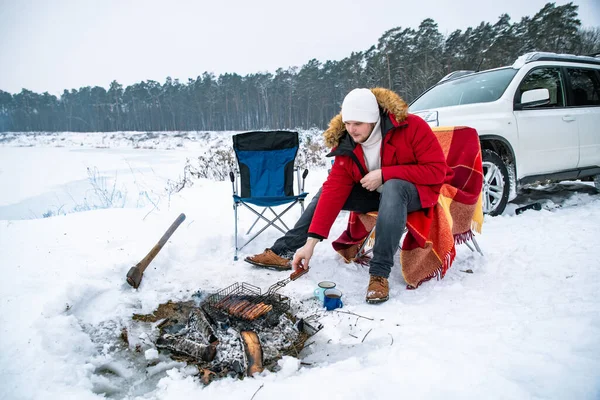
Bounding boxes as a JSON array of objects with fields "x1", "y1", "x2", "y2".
[{"x1": 1, "y1": 0, "x2": 599, "y2": 95}]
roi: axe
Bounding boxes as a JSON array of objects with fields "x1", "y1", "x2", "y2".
[{"x1": 126, "y1": 213, "x2": 186, "y2": 288}]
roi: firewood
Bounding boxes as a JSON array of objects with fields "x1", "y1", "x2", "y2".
[
  {"x1": 188, "y1": 309, "x2": 218, "y2": 344},
  {"x1": 240, "y1": 331, "x2": 263, "y2": 376}
]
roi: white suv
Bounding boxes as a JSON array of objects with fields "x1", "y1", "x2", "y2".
[{"x1": 410, "y1": 52, "x2": 600, "y2": 215}]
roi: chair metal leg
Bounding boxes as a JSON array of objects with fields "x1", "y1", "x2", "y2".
[
  {"x1": 247, "y1": 207, "x2": 268, "y2": 235},
  {"x1": 463, "y1": 235, "x2": 484, "y2": 256},
  {"x1": 356, "y1": 227, "x2": 376, "y2": 258},
  {"x1": 246, "y1": 206, "x2": 292, "y2": 236},
  {"x1": 471, "y1": 236, "x2": 484, "y2": 256},
  {"x1": 241, "y1": 203, "x2": 289, "y2": 235},
  {"x1": 234, "y1": 203, "x2": 239, "y2": 261},
  {"x1": 355, "y1": 226, "x2": 407, "y2": 262},
  {"x1": 464, "y1": 241, "x2": 475, "y2": 252},
  {"x1": 267, "y1": 207, "x2": 290, "y2": 231}
]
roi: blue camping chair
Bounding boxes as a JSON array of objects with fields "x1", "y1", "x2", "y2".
[{"x1": 230, "y1": 131, "x2": 308, "y2": 260}]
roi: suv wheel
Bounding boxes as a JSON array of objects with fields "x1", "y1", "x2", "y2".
[
  {"x1": 594, "y1": 175, "x2": 600, "y2": 192},
  {"x1": 482, "y1": 150, "x2": 510, "y2": 216}
]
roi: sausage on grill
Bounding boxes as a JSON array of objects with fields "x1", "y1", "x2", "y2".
[{"x1": 229, "y1": 299, "x2": 251, "y2": 315}]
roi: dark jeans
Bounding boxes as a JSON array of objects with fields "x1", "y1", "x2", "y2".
[{"x1": 271, "y1": 179, "x2": 422, "y2": 278}]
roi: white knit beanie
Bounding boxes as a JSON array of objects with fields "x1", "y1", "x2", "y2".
[{"x1": 341, "y1": 88, "x2": 380, "y2": 123}]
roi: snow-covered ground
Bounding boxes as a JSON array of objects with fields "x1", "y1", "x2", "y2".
[{"x1": 1, "y1": 131, "x2": 599, "y2": 400}]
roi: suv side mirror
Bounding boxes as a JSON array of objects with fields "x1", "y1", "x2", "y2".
[{"x1": 519, "y1": 88, "x2": 550, "y2": 109}]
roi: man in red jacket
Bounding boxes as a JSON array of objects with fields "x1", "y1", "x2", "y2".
[{"x1": 246, "y1": 88, "x2": 449, "y2": 303}]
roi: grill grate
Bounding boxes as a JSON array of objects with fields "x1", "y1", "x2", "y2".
[{"x1": 204, "y1": 282, "x2": 290, "y2": 322}]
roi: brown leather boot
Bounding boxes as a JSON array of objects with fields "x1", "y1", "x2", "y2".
[
  {"x1": 244, "y1": 249, "x2": 292, "y2": 270},
  {"x1": 366, "y1": 275, "x2": 389, "y2": 304}
]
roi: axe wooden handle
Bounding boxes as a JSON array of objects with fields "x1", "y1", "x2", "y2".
[{"x1": 126, "y1": 213, "x2": 186, "y2": 288}]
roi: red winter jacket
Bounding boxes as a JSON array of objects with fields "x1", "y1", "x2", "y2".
[{"x1": 308, "y1": 88, "x2": 451, "y2": 239}]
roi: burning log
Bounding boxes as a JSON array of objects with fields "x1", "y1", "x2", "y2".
[
  {"x1": 240, "y1": 331, "x2": 264, "y2": 376},
  {"x1": 153, "y1": 307, "x2": 219, "y2": 362},
  {"x1": 156, "y1": 335, "x2": 217, "y2": 362},
  {"x1": 189, "y1": 309, "x2": 218, "y2": 344}
]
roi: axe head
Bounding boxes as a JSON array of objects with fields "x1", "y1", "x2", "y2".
[{"x1": 126, "y1": 266, "x2": 143, "y2": 288}]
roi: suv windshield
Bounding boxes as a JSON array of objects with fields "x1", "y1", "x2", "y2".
[{"x1": 410, "y1": 68, "x2": 518, "y2": 110}]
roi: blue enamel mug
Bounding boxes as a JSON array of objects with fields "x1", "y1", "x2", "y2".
[{"x1": 323, "y1": 288, "x2": 343, "y2": 311}]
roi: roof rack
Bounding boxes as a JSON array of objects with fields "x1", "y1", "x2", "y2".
[
  {"x1": 512, "y1": 52, "x2": 600, "y2": 68},
  {"x1": 438, "y1": 70, "x2": 475, "y2": 84}
]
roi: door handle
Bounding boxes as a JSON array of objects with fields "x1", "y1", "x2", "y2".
[{"x1": 562, "y1": 115, "x2": 576, "y2": 122}]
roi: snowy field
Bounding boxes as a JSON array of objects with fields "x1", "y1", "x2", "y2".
[{"x1": 0, "y1": 131, "x2": 599, "y2": 400}]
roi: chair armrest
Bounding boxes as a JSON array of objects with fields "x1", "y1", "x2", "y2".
[
  {"x1": 301, "y1": 169, "x2": 308, "y2": 192},
  {"x1": 230, "y1": 171, "x2": 237, "y2": 195}
]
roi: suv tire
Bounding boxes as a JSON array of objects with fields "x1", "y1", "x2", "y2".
[{"x1": 482, "y1": 149, "x2": 510, "y2": 216}]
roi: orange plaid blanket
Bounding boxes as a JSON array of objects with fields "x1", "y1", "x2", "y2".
[{"x1": 332, "y1": 126, "x2": 484, "y2": 289}]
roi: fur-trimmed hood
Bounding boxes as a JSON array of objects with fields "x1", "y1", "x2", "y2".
[{"x1": 323, "y1": 87, "x2": 409, "y2": 148}]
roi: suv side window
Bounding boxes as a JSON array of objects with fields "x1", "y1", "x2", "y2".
[
  {"x1": 516, "y1": 67, "x2": 565, "y2": 108},
  {"x1": 566, "y1": 68, "x2": 600, "y2": 106}
]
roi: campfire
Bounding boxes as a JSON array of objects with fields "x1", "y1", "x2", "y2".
[{"x1": 132, "y1": 276, "x2": 321, "y2": 384}]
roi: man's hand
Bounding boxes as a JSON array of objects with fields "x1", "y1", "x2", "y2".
[
  {"x1": 292, "y1": 238, "x2": 320, "y2": 271},
  {"x1": 360, "y1": 169, "x2": 382, "y2": 191}
]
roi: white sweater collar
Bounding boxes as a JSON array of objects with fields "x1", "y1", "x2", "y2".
[
  {"x1": 361, "y1": 117, "x2": 382, "y2": 150},
  {"x1": 360, "y1": 117, "x2": 382, "y2": 174}
]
